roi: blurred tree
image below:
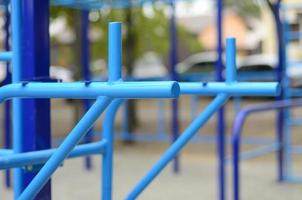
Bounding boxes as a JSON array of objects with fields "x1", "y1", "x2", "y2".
[{"x1": 225, "y1": 0, "x2": 261, "y2": 18}]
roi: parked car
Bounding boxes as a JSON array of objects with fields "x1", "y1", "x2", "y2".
[
  {"x1": 176, "y1": 52, "x2": 218, "y2": 75},
  {"x1": 50, "y1": 66, "x2": 74, "y2": 82},
  {"x1": 133, "y1": 51, "x2": 167, "y2": 78},
  {"x1": 237, "y1": 54, "x2": 277, "y2": 82},
  {"x1": 175, "y1": 52, "x2": 229, "y2": 81}
]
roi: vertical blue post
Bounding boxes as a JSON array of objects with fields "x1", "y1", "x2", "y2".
[
  {"x1": 12, "y1": 0, "x2": 52, "y2": 199},
  {"x1": 216, "y1": 0, "x2": 226, "y2": 200},
  {"x1": 169, "y1": 0, "x2": 180, "y2": 174},
  {"x1": 102, "y1": 22, "x2": 122, "y2": 200},
  {"x1": 273, "y1": 0, "x2": 285, "y2": 182},
  {"x1": 11, "y1": 0, "x2": 24, "y2": 196},
  {"x1": 81, "y1": 10, "x2": 93, "y2": 170},
  {"x1": 226, "y1": 38, "x2": 237, "y2": 83},
  {"x1": 282, "y1": 14, "x2": 292, "y2": 180},
  {"x1": 3, "y1": 0, "x2": 12, "y2": 189}
]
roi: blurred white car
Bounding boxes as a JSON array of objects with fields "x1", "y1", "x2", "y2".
[
  {"x1": 176, "y1": 52, "x2": 220, "y2": 75},
  {"x1": 133, "y1": 52, "x2": 167, "y2": 78},
  {"x1": 50, "y1": 66, "x2": 73, "y2": 82},
  {"x1": 238, "y1": 54, "x2": 277, "y2": 72}
]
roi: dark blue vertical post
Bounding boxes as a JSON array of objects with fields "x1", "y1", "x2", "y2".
[
  {"x1": 81, "y1": 10, "x2": 93, "y2": 170},
  {"x1": 216, "y1": 0, "x2": 225, "y2": 200},
  {"x1": 17, "y1": 0, "x2": 52, "y2": 199},
  {"x1": 170, "y1": 0, "x2": 180, "y2": 173},
  {"x1": 273, "y1": 0, "x2": 285, "y2": 182},
  {"x1": 3, "y1": 0, "x2": 12, "y2": 189}
]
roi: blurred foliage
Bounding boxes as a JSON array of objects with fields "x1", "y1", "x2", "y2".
[
  {"x1": 225, "y1": 0, "x2": 261, "y2": 18},
  {"x1": 50, "y1": 5, "x2": 202, "y2": 72}
]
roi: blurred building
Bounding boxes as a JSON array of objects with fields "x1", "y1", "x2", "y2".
[
  {"x1": 178, "y1": 10, "x2": 263, "y2": 55},
  {"x1": 261, "y1": 0, "x2": 302, "y2": 59}
]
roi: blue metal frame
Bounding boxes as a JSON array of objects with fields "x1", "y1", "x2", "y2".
[
  {"x1": 0, "y1": 0, "x2": 282, "y2": 199},
  {"x1": 232, "y1": 99, "x2": 302, "y2": 200},
  {"x1": 0, "y1": 11, "x2": 279, "y2": 199},
  {"x1": 18, "y1": 1, "x2": 52, "y2": 198},
  {"x1": 279, "y1": 2, "x2": 302, "y2": 183}
]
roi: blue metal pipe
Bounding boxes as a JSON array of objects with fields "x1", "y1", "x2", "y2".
[
  {"x1": 126, "y1": 94, "x2": 229, "y2": 200},
  {"x1": 271, "y1": 0, "x2": 286, "y2": 182},
  {"x1": 226, "y1": 38, "x2": 236, "y2": 83},
  {"x1": 180, "y1": 82, "x2": 280, "y2": 96},
  {"x1": 81, "y1": 10, "x2": 92, "y2": 170},
  {"x1": 108, "y1": 22, "x2": 122, "y2": 82},
  {"x1": 216, "y1": 1, "x2": 225, "y2": 199},
  {"x1": 102, "y1": 99, "x2": 124, "y2": 200},
  {"x1": 11, "y1": 0, "x2": 24, "y2": 196},
  {"x1": 0, "y1": 81, "x2": 180, "y2": 102},
  {"x1": 0, "y1": 52, "x2": 13, "y2": 61},
  {"x1": 0, "y1": 141, "x2": 107, "y2": 170},
  {"x1": 169, "y1": 0, "x2": 180, "y2": 174},
  {"x1": 18, "y1": 97, "x2": 112, "y2": 200},
  {"x1": 232, "y1": 99, "x2": 302, "y2": 200},
  {"x1": 0, "y1": 149, "x2": 14, "y2": 156},
  {"x1": 102, "y1": 22, "x2": 123, "y2": 200}
]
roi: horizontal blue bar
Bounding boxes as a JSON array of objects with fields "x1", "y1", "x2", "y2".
[
  {"x1": 0, "y1": 81, "x2": 179, "y2": 102},
  {"x1": 236, "y1": 143, "x2": 279, "y2": 161},
  {"x1": 0, "y1": 149, "x2": 14, "y2": 156},
  {"x1": 180, "y1": 82, "x2": 280, "y2": 96},
  {"x1": 286, "y1": 31, "x2": 302, "y2": 40},
  {"x1": 0, "y1": 51, "x2": 13, "y2": 61},
  {"x1": 0, "y1": 141, "x2": 107, "y2": 170}
]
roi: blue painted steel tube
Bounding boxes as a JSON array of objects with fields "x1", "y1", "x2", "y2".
[
  {"x1": 0, "y1": 82, "x2": 279, "y2": 101},
  {"x1": 102, "y1": 22, "x2": 123, "y2": 200},
  {"x1": 126, "y1": 94, "x2": 229, "y2": 200},
  {"x1": 0, "y1": 81, "x2": 179, "y2": 101},
  {"x1": 19, "y1": 97, "x2": 112, "y2": 200},
  {"x1": 271, "y1": 0, "x2": 286, "y2": 182},
  {"x1": 11, "y1": 0, "x2": 23, "y2": 196},
  {"x1": 108, "y1": 22, "x2": 122, "y2": 82},
  {"x1": 180, "y1": 82, "x2": 280, "y2": 96},
  {"x1": 0, "y1": 149, "x2": 14, "y2": 156},
  {"x1": 232, "y1": 99, "x2": 302, "y2": 200},
  {"x1": 0, "y1": 52, "x2": 13, "y2": 61},
  {"x1": 226, "y1": 38, "x2": 236, "y2": 83},
  {"x1": 169, "y1": 0, "x2": 180, "y2": 174},
  {"x1": 15, "y1": 1, "x2": 52, "y2": 198},
  {"x1": 102, "y1": 99, "x2": 123, "y2": 200},
  {"x1": 216, "y1": 1, "x2": 225, "y2": 199},
  {"x1": 0, "y1": 141, "x2": 107, "y2": 170},
  {"x1": 81, "y1": 10, "x2": 92, "y2": 170}
]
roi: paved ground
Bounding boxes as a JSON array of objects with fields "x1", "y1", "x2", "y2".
[{"x1": 1, "y1": 97, "x2": 302, "y2": 199}]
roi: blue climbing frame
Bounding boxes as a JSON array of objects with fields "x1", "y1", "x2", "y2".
[{"x1": 0, "y1": 1, "x2": 280, "y2": 200}]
